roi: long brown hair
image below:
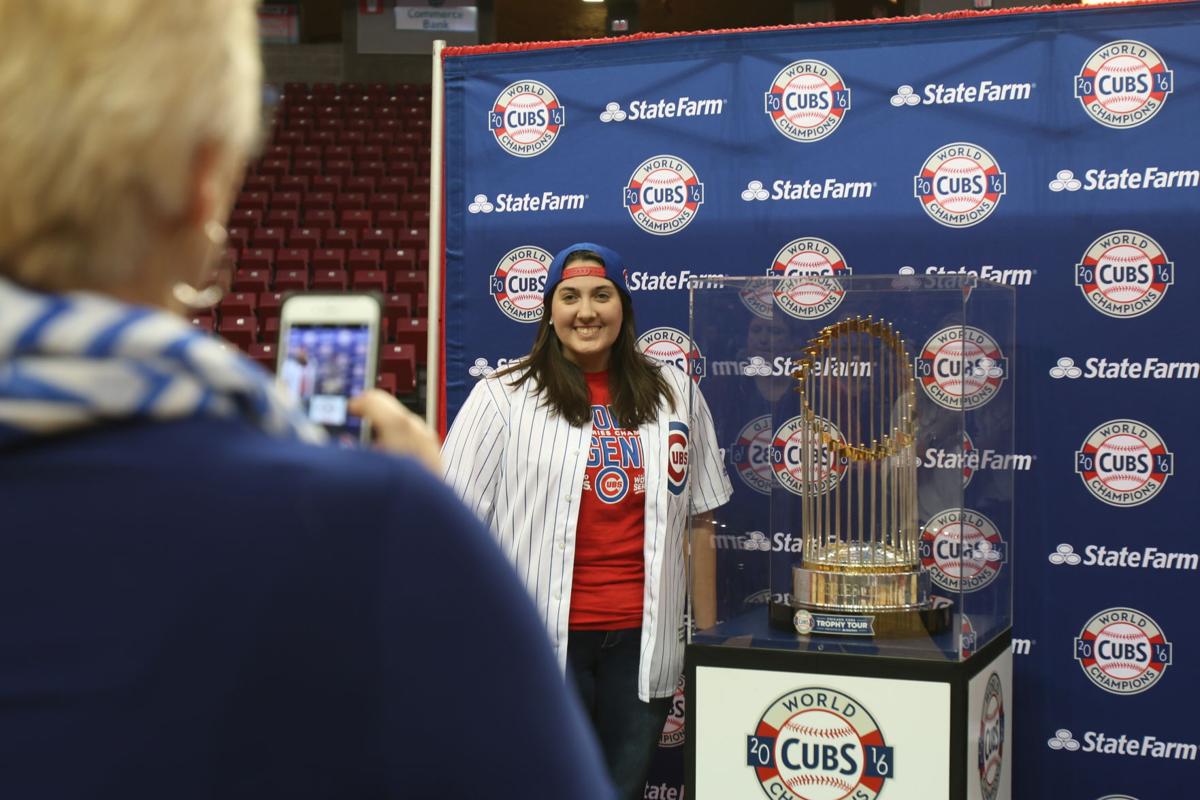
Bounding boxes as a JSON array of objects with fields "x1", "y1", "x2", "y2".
[{"x1": 496, "y1": 250, "x2": 676, "y2": 428}]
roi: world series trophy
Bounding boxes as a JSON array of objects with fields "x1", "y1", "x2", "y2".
[{"x1": 769, "y1": 315, "x2": 952, "y2": 637}]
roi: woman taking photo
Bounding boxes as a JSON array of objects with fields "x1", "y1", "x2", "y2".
[
  {"x1": 443, "y1": 243, "x2": 732, "y2": 798},
  {"x1": 0, "y1": 4, "x2": 615, "y2": 797}
]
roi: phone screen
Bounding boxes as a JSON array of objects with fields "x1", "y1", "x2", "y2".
[{"x1": 279, "y1": 324, "x2": 372, "y2": 443}]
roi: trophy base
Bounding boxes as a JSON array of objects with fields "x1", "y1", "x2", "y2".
[{"x1": 768, "y1": 598, "x2": 952, "y2": 639}]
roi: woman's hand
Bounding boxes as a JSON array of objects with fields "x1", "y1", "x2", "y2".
[{"x1": 348, "y1": 390, "x2": 442, "y2": 474}]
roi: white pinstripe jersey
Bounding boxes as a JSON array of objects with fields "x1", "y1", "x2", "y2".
[{"x1": 442, "y1": 362, "x2": 732, "y2": 700}]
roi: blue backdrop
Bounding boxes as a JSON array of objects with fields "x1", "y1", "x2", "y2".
[{"x1": 442, "y1": 3, "x2": 1200, "y2": 797}]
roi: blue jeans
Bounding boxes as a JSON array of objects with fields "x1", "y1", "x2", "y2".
[{"x1": 567, "y1": 628, "x2": 671, "y2": 800}]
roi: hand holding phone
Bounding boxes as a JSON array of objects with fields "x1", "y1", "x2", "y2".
[{"x1": 277, "y1": 294, "x2": 380, "y2": 444}]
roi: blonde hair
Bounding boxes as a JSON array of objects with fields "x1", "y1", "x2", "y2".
[{"x1": 0, "y1": 0, "x2": 262, "y2": 292}]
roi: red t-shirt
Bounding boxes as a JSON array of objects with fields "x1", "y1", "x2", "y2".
[{"x1": 569, "y1": 371, "x2": 646, "y2": 630}]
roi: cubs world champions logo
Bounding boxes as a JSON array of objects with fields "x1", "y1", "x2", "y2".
[
  {"x1": 732, "y1": 415, "x2": 775, "y2": 495},
  {"x1": 623, "y1": 155, "x2": 705, "y2": 236},
  {"x1": 915, "y1": 326, "x2": 1007, "y2": 410},
  {"x1": 1075, "y1": 419, "x2": 1172, "y2": 507},
  {"x1": 1074, "y1": 607, "x2": 1173, "y2": 695},
  {"x1": 771, "y1": 415, "x2": 847, "y2": 497},
  {"x1": 769, "y1": 237, "x2": 852, "y2": 320},
  {"x1": 488, "y1": 80, "x2": 566, "y2": 157},
  {"x1": 746, "y1": 687, "x2": 894, "y2": 800},
  {"x1": 659, "y1": 674, "x2": 686, "y2": 748},
  {"x1": 919, "y1": 508, "x2": 1007, "y2": 593},
  {"x1": 489, "y1": 246, "x2": 551, "y2": 323},
  {"x1": 979, "y1": 673, "x2": 1005, "y2": 800},
  {"x1": 1075, "y1": 40, "x2": 1173, "y2": 129},
  {"x1": 914, "y1": 143, "x2": 1006, "y2": 228},
  {"x1": 764, "y1": 60, "x2": 851, "y2": 143},
  {"x1": 667, "y1": 421, "x2": 690, "y2": 496},
  {"x1": 636, "y1": 327, "x2": 706, "y2": 383},
  {"x1": 1075, "y1": 230, "x2": 1173, "y2": 318}
]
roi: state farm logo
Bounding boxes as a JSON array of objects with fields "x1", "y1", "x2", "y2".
[
  {"x1": 764, "y1": 60, "x2": 851, "y2": 143},
  {"x1": 599, "y1": 96, "x2": 726, "y2": 123},
  {"x1": 623, "y1": 155, "x2": 704, "y2": 236},
  {"x1": 636, "y1": 327, "x2": 706, "y2": 383},
  {"x1": 1074, "y1": 607, "x2": 1172, "y2": 695},
  {"x1": 1049, "y1": 542, "x2": 1199, "y2": 571},
  {"x1": 1048, "y1": 728, "x2": 1196, "y2": 760},
  {"x1": 914, "y1": 143, "x2": 1006, "y2": 228},
  {"x1": 489, "y1": 246, "x2": 550, "y2": 323},
  {"x1": 467, "y1": 190, "x2": 587, "y2": 214},
  {"x1": 919, "y1": 508, "x2": 1007, "y2": 593},
  {"x1": 1075, "y1": 419, "x2": 1172, "y2": 507},
  {"x1": 1049, "y1": 166, "x2": 1198, "y2": 192},
  {"x1": 1050, "y1": 356, "x2": 1198, "y2": 380},
  {"x1": 731, "y1": 415, "x2": 774, "y2": 495},
  {"x1": 766, "y1": 237, "x2": 851, "y2": 320},
  {"x1": 915, "y1": 326, "x2": 1007, "y2": 410},
  {"x1": 1075, "y1": 40, "x2": 1173, "y2": 129},
  {"x1": 746, "y1": 688, "x2": 893, "y2": 800},
  {"x1": 488, "y1": 80, "x2": 565, "y2": 157},
  {"x1": 1075, "y1": 230, "x2": 1173, "y2": 318},
  {"x1": 890, "y1": 79, "x2": 1033, "y2": 107},
  {"x1": 771, "y1": 415, "x2": 847, "y2": 497}
]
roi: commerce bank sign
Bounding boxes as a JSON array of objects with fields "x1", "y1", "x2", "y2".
[{"x1": 394, "y1": 5, "x2": 478, "y2": 32}]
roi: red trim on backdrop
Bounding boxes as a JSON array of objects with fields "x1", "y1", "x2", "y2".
[{"x1": 443, "y1": 0, "x2": 1193, "y2": 58}]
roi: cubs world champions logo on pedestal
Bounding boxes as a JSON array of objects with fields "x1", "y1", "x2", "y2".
[
  {"x1": 1075, "y1": 230, "x2": 1173, "y2": 318},
  {"x1": 746, "y1": 687, "x2": 894, "y2": 800},
  {"x1": 488, "y1": 80, "x2": 566, "y2": 157},
  {"x1": 914, "y1": 143, "x2": 1006, "y2": 228},
  {"x1": 769, "y1": 237, "x2": 852, "y2": 320},
  {"x1": 979, "y1": 673, "x2": 1005, "y2": 800},
  {"x1": 771, "y1": 415, "x2": 848, "y2": 497},
  {"x1": 763, "y1": 60, "x2": 852, "y2": 143},
  {"x1": 1075, "y1": 419, "x2": 1172, "y2": 507},
  {"x1": 915, "y1": 326, "x2": 1007, "y2": 410},
  {"x1": 489, "y1": 246, "x2": 551, "y2": 322},
  {"x1": 732, "y1": 414, "x2": 775, "y2": 495},
  {"x1": 636, "y1": 327, "x2": 706, "y2": 383},
  {"x1": 919, "y1": 508, "x2": 1007, "y2": 592},
  {"x1": 1075, "y1": 40, "x2": 1173, "y2": 129},
  {"x1": 623, "y1": 155, "x2": 704, "y2": 235},
  {"x1": 1075, "y1": 607, "x2": 1173, "y2": 695}
]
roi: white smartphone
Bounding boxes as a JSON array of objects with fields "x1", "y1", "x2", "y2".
[{"x1": 277, "y1": 294, "x2": 381, "y2": 444}]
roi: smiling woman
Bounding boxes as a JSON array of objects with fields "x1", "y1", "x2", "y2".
[{"x1": 441, "y1": 242, "x2": 733, "y2": 800}]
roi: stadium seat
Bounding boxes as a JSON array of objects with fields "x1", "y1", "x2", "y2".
[
  {"x1": 231, "y1": 270, "x2": 270, "y2": 293},
  {"x1": 383, "y1": 248, "x2": 416, "y2": 272},
  {"x1": 312, "y1": 269, "x2": 348, "y2": 291},
  {"x1": 375, "y1": 210, "x2": 408, "y2": 230},
  {"x1": 275, "y1": 248, "x2": 311, "y2": 272},
  {"x1": 248, "y1": 342, "x2": 277, "y2": 373},
  {"x1": 324, "y1": 228, "x2": 357, "y2": 250},
  {"x1": 220, "y1": 292, "x2": 257, "y2": 316},
  {"x1": 250, "y1": 227, "x2": 286, "y2": 250},
  {"x1": 258, "y1": 292, "x2": 285, "y2": 322},
  {"x1": 274, "y1": 270, "x2": 309, "y2": 292},
  {"x1": 219, "y1": 314, "x2": 258, "y2": 349},
  {"x1": 347, "y1": 249, "x2": 381, "y2": 273},
  {"x1": 287, "y1": 228, "x2": 321, "y2": 250},
  {"x1": 392, "y1": 319, "x2": 428, "y2": 364},
  {"x1": 352, "y1": 270, "x2": 389, "y2": 292},
  {"x1": 271, "y1": 191, "x2": 301, "y2": 210},
  {"x1": 311, "y1": 249, "x2": 345, "y2": 271},
  {"x1": 380, "y1": 343, "x2": 417, "y2": 394},
  {"x1": 189, "y1": 313, "x2": 215, "y2": 333},
  {"x1": 239, "y1": 248, "x2": 275, "y2": 271}
]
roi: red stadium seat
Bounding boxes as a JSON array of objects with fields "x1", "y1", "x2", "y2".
[
  {"x1": 274, "y1": 270, "x2": 309, "y2": 292},
  {"x1": 302, "y1": 191, "x2": 334, "y2": 210},
  {"x1": 220, "y1": 292, "x2": 257, "y2": 316},
  {"x1": 303, "y1": 209, "x2": 336, "y2": 230},
  {"x1": 270, "y1": 191, "x2": 301, "y2": 210},
  {"x1": 312, "y1": 269, "x2": 348, "y2": 291},
  {"x1": 277, "y1": 175, "x2": 309, "y2": 193},
  {"x1": 250, "y1": 227, "x2": 285, "y2": 250},
  {"x1": 229, "y1": 208, "x2": 263, "y2": 229},
  {"x1": 189, "y1": 313, "x2": 215, "y2": 333},
  {"x1": 375, "y1": 210, "x2": 408, "y2": 231},
  {"x1": 335, "y1": 192, "x2": 366, "y2": 211},
  {"x1": 393, "y1": 271, "x2": 427, "y2": 299},
  {"x1": 239, "y1": 248, "x2": 275, "y2": 271},
  {"x1": 219, "y1": 314, "x2": 258, "y2": 349},
  {"x1": 382, "y1": 248, "x2": 416, "y2": 273},
  {"x1": 376, "y1": 372, "x2": 398, "y2": 397},
  {"x1": 347, "y1": 248, "x2": 382, "y2": 273},
  {"x1": 380, "y1": 344, "x2": 418, "y2": 393},
  {"x1": 359, "y1": 228, "x2": 394, "y2": 250},
  {"x1": 383, "y1": 293, "x2": 412, "y2": 328},
  {"x1": 265, "y1": 209, "x2": 299, "y2": 229},
  {"x1": 226, "y1": 226, "x2": 249, "y2": 251},
  {"x1": 287, "y1": 228, "x2": 322, "y2": 250},
  {"x1": 309, "y1": 174, "x2": 342, "y2": 193},
  {"x1": 340, "y1": 210, "x2": 372, "y2": 231},
  {"x1": 231, "y1": 270, "x2": 270, "y2": 293},
  {"x1": 392, "y1": 319, "x2": 427, "y2": 364},
  {"x1": 311, "y1": 249, "x2": 345, "y2": 271},
  {"x1": 275, "y1": 248, "x2": 310, "y2": 273},
  {"x1": 396, "y1": 228, "x2": 427, "y2": 249},
  {"x1": 352, "y1": 270, "x2": 389, "y2": 293},
  {"x1": 368, "y1": 193, "x2": 398, "y2": 212},
  {"x1": 258, "y1": 292, "x2": 285, "y2": 322},
  {"x1": 236, "y1": 191, "x2": 269, "y2": 212},
  {"x1": 242, "y1": 175, "x2": 275, "y2": 193},
  {"x1": 324, "y1": 228, "x2": 357, "y2": 250},
  {"x1": 344, "y1": 175, "x2": 376, "y2": 194},
  {"x1": 378, "y1": 176, "x2": 409, "y2": 194},
  {"x1": 262, "y1": 316, "x2": 281, "y2": 343}
]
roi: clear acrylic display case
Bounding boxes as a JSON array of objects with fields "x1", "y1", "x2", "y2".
[{"x1": 688, "y1": 274, "x2": 1014, "y2": 662}]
